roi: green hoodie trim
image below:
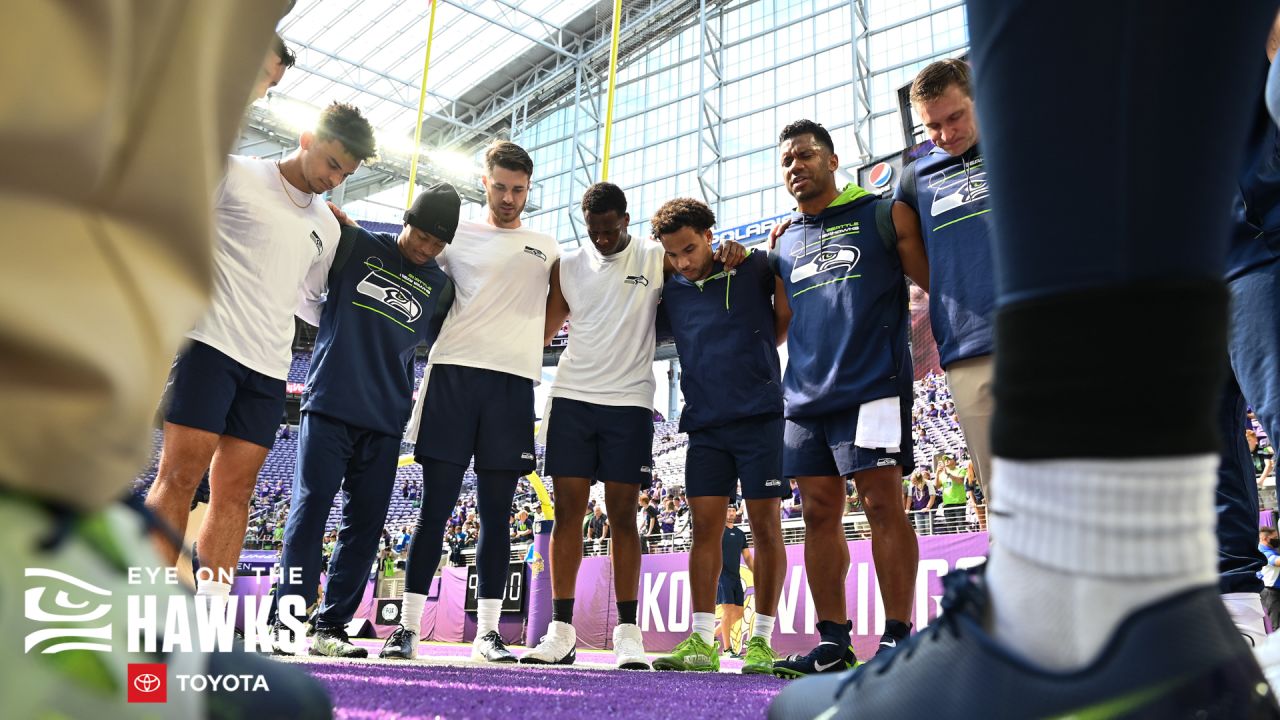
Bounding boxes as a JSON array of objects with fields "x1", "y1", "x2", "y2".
[
  {"x1": 693, "y1": 248, "x2": 753, "y2": 310},
  {"x1": 828, "y1": 183, "x2": 872, "y2": 209}
]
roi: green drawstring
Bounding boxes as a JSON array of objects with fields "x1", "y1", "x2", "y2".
[{"x1": 694, "y1": 269, "x2": 735, "y2": 311}]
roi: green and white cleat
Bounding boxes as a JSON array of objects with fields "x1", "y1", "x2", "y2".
[
  {"x1": 741, "y1": 636, "x2": 780, "y2": 675},
  {"x1": 652, "y1": 633, "x2": 720, "y2": 672}
]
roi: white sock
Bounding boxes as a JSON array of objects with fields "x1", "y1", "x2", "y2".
[
  {"x1": 1224, "y1": 592, "x2": 1267, "y2": 648},
  {"x1": 401, "y1": 592, "x2": 427, "y2": 634},
  {"x1": 477, "y1": 598, "x2": 502, "y2": 637},
  {"x1": 752, "y1": 614, "x2": 776, "y2": 641},
  {"x1": 986, "y1": 456, "x2": 1217, "y2": 671},
  {"x1": 692, "y1": 612, "x2": 716, "y2": 645},
  {"x1": 195, "y1": 580, "x2": 232, "y2": 616}
]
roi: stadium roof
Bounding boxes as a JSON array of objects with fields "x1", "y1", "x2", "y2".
[
  {"x1": 239, "y1": 0, "x2": 708, "y2": 228},
  {"x1": 276, "y1": 0, "x2": 604, "y2": 148}
]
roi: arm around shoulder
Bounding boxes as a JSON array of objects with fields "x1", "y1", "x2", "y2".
[
  {"x1": 543, "y1": 259, "x2": 570, "y2": 346},
  {"x1": 772, "y1": 274, "x2": 792, "y2": 345}
]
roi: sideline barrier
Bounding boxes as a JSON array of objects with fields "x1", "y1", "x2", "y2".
[{"x1": 234, "y1": 530, "x2": 988, "y2": 658}]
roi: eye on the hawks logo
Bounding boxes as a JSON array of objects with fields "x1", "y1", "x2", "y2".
[
  {"x1": 23, "y1": 568, "x2": 113, "y2": 654},
  {"x1": 868, "y1": 162, "x2": 894, "y2": 189}
]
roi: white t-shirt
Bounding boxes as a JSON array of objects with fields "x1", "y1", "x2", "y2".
[
  {"x1": 186, "y1": 155, "x2": 338, "y2": 379},
  {"x1": 427, "y1": 219, "x2": 560, "y2": 380},
  {"x1": 549, "y1": 238, "x2": 665, "y2": 409}
]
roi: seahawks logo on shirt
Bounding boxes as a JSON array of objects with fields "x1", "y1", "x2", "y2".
[
  {"x1": 929, "y1": 154, "x2": 988, "y2": 217},
  {"x1": 524, "y1": 246, "x2": 547, "y2": 261},
  {"x1": 356, "y1": 258, "x2": 422, "y2": 322},
  {"x1": 624, "y1": 275, "x2": 649, "y2": 286},
  {"x1": 309, "y1": 230, "x2": 324, "y2": 256},
  {"x1": 790, "y1": 245, "x2": 860, "y2": 283}
]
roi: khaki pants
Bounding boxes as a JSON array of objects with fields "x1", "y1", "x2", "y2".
[
  {"x1": 946, "y1": 354, "x2": 994, "y2": 499},
  {"x1": 0, "y1": 2, "x2": 285, "y2": 510}
]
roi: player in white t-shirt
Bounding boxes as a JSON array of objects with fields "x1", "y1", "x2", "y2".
[
  {"x1": 521, "y1": 182, "x2": 743, "y2": 669},
  {"x1": 383, "y1": 142, "x2": 560, "y2": 664},
  {"x1": 145, "y1": 103, "x2": 377, "y2": 612}
]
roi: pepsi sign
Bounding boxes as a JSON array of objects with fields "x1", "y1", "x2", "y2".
[{"x1": 868, "y1": 162, "x2": 894, "y2": 189}]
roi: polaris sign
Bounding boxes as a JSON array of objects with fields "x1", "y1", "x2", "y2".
[{"x1": 713, "y1": 214, "x2": 791, "y2": 248}]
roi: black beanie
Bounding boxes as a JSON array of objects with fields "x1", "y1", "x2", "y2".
[{"x1": 404, "y1": 182, "x2": 461, "y2": 244}]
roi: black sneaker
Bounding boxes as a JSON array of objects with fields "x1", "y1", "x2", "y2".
[
  {"x1": 309, "y1": 627, "x2": 368, "y2": 658},
  {"x1": 773, "y1": 622, "x2": 857, "y2": 679},
  {"x1": 268, "y1": 622, "x2": 294, "y2": 656},
  {"x1": 874, "y1": 619, "x2": 911, "y2": 661},
  {"x1": 768, "y1": 566, "x2": 1280, "y2": 720},
  {"x1": 379, "y1": 625, "x2": 418, "y2": 660},
  {"x1": 471, "y1": 629, "x2": 518, "y2": 663}
]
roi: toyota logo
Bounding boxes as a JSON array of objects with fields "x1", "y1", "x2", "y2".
[{"x1": 133, "y1": 674, "x2": 162, "y2": 694}]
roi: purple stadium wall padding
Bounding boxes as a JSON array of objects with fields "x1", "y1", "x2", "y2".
[{"x1": 235, "y1": 532, "x2": 990, "y2": 660}]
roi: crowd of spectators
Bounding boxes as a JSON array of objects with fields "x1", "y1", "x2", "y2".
[{"x1": 135, "y1": 375, "x2": 1006, "y2": 569}]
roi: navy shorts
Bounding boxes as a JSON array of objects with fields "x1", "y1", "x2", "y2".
[
  {"x1": 544, "y1": 397, "x2": 654, "y2": 484},
  {"x1": 685, "y1": 414, "x2": 788, "y2": 500},
  {"x1": 716, "y1": 575, "x2": 745, "y2": 606},
  {"x1": 784, "y1": 399, "x2": 914, "y2": 478},
  {"x1": 415, "y1": 364, "x2": 536, "y2": 473},
  {"x1": 163, "y1": 340, "x2": 285, "y2": 449}
]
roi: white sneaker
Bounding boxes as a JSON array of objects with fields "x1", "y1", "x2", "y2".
[
  {"x1": 471, "y1": 629, "x2": 518, "y2": 663},
  {"x1": 613, "y1": 623, "x2": 650, "y2": 670},
  {"x1": 1255, "y1": 629, "x2": 1280, "y2": 696},
  {"x1": 520, "y1": 620, "x2": 577, "y2": 665},
  {"x1": 1223, "y1": 592, "x2": 1267, "y2": 647}
]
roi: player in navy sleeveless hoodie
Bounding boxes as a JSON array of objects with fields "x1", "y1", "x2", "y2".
[
  {"x1": 269, "y1": 184, "x2": 458, "y2": 658},
  {"x1": 648, "y1": 197, "x2": 790, "y2": 676},
  {"x1": 768, "y1": 120, "x2": 917, "y2": 678},
  {"x1": 771, "y1": 4, "x2": 1280, "y2": 719},
  {"x1": 892, "y1": 59, "x2": 996, "y2": 498}
]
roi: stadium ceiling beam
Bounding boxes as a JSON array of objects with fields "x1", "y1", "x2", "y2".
[
  {"x1": 325, "y1": 0, "x2": 403, "y2": 60},
  {"x1": 443, "y1": 0, "x2": 578, "y2": 60},
  {"x1": 434, "y1": 0, "x2": 708, "y2": 152},
  {"x1": 286, "y1": 40, "x2": 478, "y2": 124},
  {"x1": 286, "y1": 61, "x2": 479, "y2": 135},
  {"x1": 483, "y1": 0, "x2": 585, "y2": 44},
  {"x1": 850, "y1": 0, "x2": 873, "y2": 162}
]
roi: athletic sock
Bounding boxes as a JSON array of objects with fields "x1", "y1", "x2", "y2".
[
  {"x1": 553, "y1": 598, "x2": 574, "y2": 624},
  {"x1": 1223, "y1": 592, "x2": 1267, "y2": 647},
  {"x1": 882, "y1": 618, "x2": 911, "y2": 641},
  {"x1": 986, "y1": 455, "x2": 1218, "y2": 671},
  {"x1": 476, "y1": 598, "x2": 502, "y2": 637},
  {"x1": 616, "y1": 600, "x2": 638, "y2": 626},
  {"x1": 816, "y1": 619, "x2": 851, "y2": 648},
  {"x1": 692, "y1": 612, "x2": 716, "y2": 645},
  {"x1": 401, "y1": 591, "x2": 427, "y2": 634},
  {"x1": 752, "y1": 613, "x2": 775, "y2": 641},
  {"x1": 195, "y1": 579, "x2": 232, "y2": 616}
]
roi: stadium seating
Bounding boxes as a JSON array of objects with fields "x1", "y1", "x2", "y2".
[{"x1": 131, "y1": 374, "x2": 977, "y2": 555}]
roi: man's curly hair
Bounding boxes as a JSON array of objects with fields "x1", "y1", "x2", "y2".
[{"x1": 650, "y1": 197, "x2": 716, "y2": 237}]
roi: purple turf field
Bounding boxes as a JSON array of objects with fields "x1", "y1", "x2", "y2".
[{"x1": 286, "y1": 643, "x2": 787, "y2": 719}]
